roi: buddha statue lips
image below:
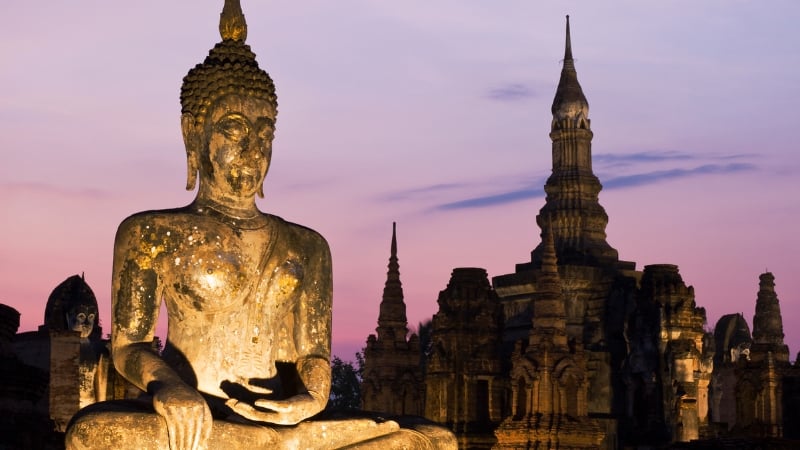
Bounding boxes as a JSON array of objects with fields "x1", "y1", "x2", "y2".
[{"x1": 224, "y1": 164, "x2": 263, "y2": 194}]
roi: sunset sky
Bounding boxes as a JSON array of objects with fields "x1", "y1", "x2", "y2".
[{"x1": 1, "y1": 1, "x2": 798, "y2": 360}]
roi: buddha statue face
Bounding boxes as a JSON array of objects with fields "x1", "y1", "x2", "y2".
[
  {"x1": 183, "y1": 94, "x2": 276, "y2": 200},
  {"x1": 66, "y1": 304, "x2": 96, "y2": 339}
]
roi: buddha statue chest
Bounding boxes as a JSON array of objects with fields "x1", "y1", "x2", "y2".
[{"x1": 152, "y1": 215, "x2": 276, "y2": 314}]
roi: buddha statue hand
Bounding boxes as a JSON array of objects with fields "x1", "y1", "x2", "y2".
[
  {"x1": 152, "y1": 381, "x2": 213, "y2": 450},
  {"x1": 225, "y1": 356, "x2": 329, "y2": 425},
  {"x1": 225, "y1": 392, "x2": 324, "y2": 426}
]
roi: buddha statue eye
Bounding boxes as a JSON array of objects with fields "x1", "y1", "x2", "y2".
[
  {"x1": 216, "y1": 115, "x2": 251, "y2": 142},
  {"x1": 255, "y1": 118, "x2": 275, "y2": 141}
]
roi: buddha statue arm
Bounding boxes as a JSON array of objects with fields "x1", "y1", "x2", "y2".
[
  {"x1": 110, "y1": 217, "x2": 212, "y2": 450},
  {"x1": 227, "y1": 230, "x2": 332, "y2": 425},
  {"x1": 94, "y1": 351, "x2": 109, "y2": 402}
]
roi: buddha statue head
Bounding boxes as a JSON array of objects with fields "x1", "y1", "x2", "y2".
[
  {"x1": 66, "y1": 303, "x2": 97, "y2": 339},
  {"x1": 180, "y1": 0, "x2": 278, "y2": 200},
  {"x1": 44, "y1": 274, "x2": 101, "y2": 340}
]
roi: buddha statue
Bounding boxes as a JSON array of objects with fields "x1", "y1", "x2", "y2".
[
  {"x1": 65, "y1": 2, "x2": 455, "y2": 449},
  {"x1": 66, "y1": 303, "x2": 97, "y2": 340},
  {"x1": 45, "y1": 274, "x2": 109, "y2": 430},
  {"x1": 65, "y1": 301, "x2": 109, "y2": 411}
]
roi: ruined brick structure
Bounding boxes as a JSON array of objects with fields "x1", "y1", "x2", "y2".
[
  {"x1": 730, "y1": 273, "x2": 794, "y2": 437},
  {"x1": 12, "y1": 275, "x2": 109, "y2": 429},
  {"x1": 362, "y1": 16, "x2": 799, "y2": 449},
  {"x1": 710, "y1": 313, "x2": 752, "y2": 430},
  {"x1": 425, "y1": 267, "x2": 504, "y2": 449},
  {"x1": 362, "y1": 223, "x2": 425, "y2": 416},
  {"x1": 3, "y1": 275, "x2": 140, "y2": 442},
  {"x1": 495, "y1": 229, "x2": 603, "y2": 449}
]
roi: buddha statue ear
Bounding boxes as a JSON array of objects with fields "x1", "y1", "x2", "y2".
[{"x1": 181, "y1": 112, "x2": 201, "y2": 191}]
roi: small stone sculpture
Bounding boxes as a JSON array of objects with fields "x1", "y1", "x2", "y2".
[
  {"x1": 46, "y1": 275, "x2": 109, "y2": 430},
  {"x1": 65, "y1": 1, "x2": 455, "y2": 449}
]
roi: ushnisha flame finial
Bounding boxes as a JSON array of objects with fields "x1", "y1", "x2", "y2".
[{"x1": 220, "y1": 0, "x2": 247, "y2": 42}]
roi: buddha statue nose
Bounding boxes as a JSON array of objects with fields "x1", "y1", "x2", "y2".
[{"x1": 241, "y1": 135, "x2": 261, "y2": 159}]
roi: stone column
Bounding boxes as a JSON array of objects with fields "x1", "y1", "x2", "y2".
[{"x1": 49, "y1": 331, "x2": 81, "y2": 431}]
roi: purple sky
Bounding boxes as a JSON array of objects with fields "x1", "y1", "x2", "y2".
[{"x1": 2, "y1": 1, "x2": 798, "y2": 360}]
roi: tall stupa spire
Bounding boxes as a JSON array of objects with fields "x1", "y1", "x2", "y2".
[
  {"x1": 752, "y1": 273, "x2": 786, "y2": 346},
  {"x1": 564, "y1": 15, "x2": 573, "y2": 61},
  {"x1": 540, "y1": 221, "x2": 559, "y2": 278},
  {"x1": 362, "y1": 223, "x2": 425, "y2": 416},
  {"x1": 750, "y1": 272, "x2": 790, "y2": 363},
  {"x1": 530, "y1": 224, "x2": 568, "y2": 349},
  {"x1": 376, "y1": 222, "x2": 409, "y2": 342},
  {"x1": 390, "y1": 222, "x2": 398, "y2": 269},
  {"x1": 551, "y1": 15, "x2": 589, "y2": 130},
  {"x1": 532, "y1": 15, "x2": 621, "y2": 268}
]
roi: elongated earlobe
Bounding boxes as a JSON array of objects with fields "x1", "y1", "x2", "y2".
[
  {"x1": 186, "y1": 156, "x2": 199, "y2": 191},
  {"x1": 181, "y1": 113, "x2": 200, "y2": 191},
  {"x1": 257, "y1": 146, "x2": 272, "y2": 199}
]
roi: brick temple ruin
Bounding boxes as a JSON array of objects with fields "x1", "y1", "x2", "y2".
[
  {"x1": 2, "y1": 14, "x2": 798, "y2": 450},
  {"x1": 0, "y1": 275, "x2": 143, "y2": 448},
  {"x1": 362, "y1": 17, "x2": 800, "y2": 450}
]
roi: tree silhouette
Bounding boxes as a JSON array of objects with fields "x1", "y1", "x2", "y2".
[
  {"x1": 417, "y1": 318, "x2": 432, "y2": 375},
  {"x1": 327, "y1": 351, "x2": 364, "y2": 410}
]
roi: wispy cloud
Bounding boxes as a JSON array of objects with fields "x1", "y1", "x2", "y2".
[
  {"x1": 0, "y1": 181, "x2": 109, "y2": 200},
  {"x1": 379, "y1": 182, "x2": 469, "y2": 202},
  {"x1": 602, "y1": 163, "x2": 756, "y2": 190},
  {"x1": 437, "y1": 185, "x2": 545, "y2": 210},
  {"x1": 593, "y1": 151, "x2": 694, "y2": 164},
  {"x1": 486, "y1": 83, "x2": 536, "y2": 102},
  {"x1": 429, "y1": 155, "x2": 758, "y2": 211},
  {"x1": 593, "y1": 151, "x2": 757, "y2": 169},
  {"x1": 718, "y1": 153, "x2": 757, "y2": 160},
  {"x1": 378, "y1": 151, "x2": 759, "y2": 212}
]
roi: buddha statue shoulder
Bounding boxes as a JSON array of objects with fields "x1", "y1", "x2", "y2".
[{"x1": 65, "y1": 2, "x2": 455, "y2": 449}]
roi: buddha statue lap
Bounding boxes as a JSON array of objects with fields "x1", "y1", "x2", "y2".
[{"x1": 64, "y1": 1, "x2": 455, "y2": 449}]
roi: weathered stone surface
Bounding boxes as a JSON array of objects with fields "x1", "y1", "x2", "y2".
[
  {"x1": 495, "y1": 230, "x2": 603, "y2": 449},
  {"x1": 362, "y1": 223, "x2": 425, "y2": 417},
  {"x1": 364, "y1": 16, "x2": 741, "y2": 450},
  {"x1": 530, "y1": 16, "x2": 630, "y2": 271},
  {"x1": 711, "y1": 314, "x2": 751, "y2": 428},
  {"x1": 68, "y1": 404, "x2": 457, "y2": 449},
  {"x1": 425, "y1": 267, "x2": 503, "y2": 439},
  {"x1": 0, "y1": 306, "x2": 48, "y2": 408},
  {"x1": 751, "y1": 273, "x2": 789, "y2": 362},
  {"x1": 4, "y1": 275, "x2": 114, "y2": 437},
  {"x1": 64, "y1": 1, "x2": 455, "y2": 448},
  {"x1": 44, "y1": 275, "x2": 101, "y2": 340},
  {"x1": 49, "y1": 331, "x2": 81, "y2": 431},
  {"x1": 41, "y1": 275, "x2": 111, "y2": 431},
  {"x1": 726, "y1": 273, "x2": 796, "y2": 439},
  {"x1": 0, "y1": 304, "x2": 59, "y2": 448}
]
